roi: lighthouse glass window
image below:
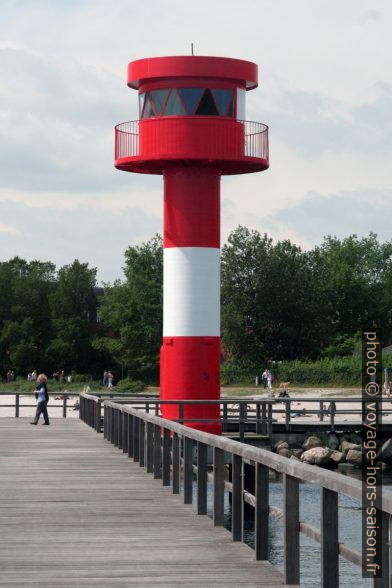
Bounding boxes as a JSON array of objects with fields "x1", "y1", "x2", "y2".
[{"x1": 140, "y1": 88, "x2": 235, "y2": 118}]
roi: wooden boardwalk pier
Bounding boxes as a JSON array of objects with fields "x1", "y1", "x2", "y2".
[{"x1": 0, "y1": 418, "x2": 287, "y2": 587}]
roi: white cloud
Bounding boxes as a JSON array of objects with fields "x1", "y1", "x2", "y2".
[
  {"x1": 0, "y1": 223, "x2": 20, "y2": 236},
  {"x1": 358, "y1": 10, "x2": 383, "y2": 24},
  {"x1": 0, "y1": 0, "x2": 391, "y2": 280}
]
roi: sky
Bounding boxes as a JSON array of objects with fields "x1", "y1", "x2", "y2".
[{"x1": 0, "y1": 0, "x2": 391, "y2": 283}]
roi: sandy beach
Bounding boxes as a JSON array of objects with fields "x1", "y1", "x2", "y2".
[
  {"x1": 0, "y1": 394, "x2": 81, "y2": 419},
  {"x1": 245, "y1": 388, "x2": 392, "y2": 424},
  {"x1": 1, "y1": 387, "x2": 391, "y2": 425}
]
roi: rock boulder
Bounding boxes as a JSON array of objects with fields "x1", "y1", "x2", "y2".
[
  {"x1": 330, "y1": 450, "x2": 346, "y2": 465},
  {"x1": 301, "y1": 447, "x2": 332, "y2": 466},
  {"x1": 346, "y1": 449, "x2": 362, "y2": 466},
  {"x1": 302, "y1": 436, "x2": 323, "y2": 450}
]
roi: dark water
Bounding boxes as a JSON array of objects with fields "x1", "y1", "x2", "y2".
[{"x1": 197, "y1": 469, "x2": 392, "y2": 587}]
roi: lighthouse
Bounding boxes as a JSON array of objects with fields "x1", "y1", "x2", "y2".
[{"x1": 115, "y1": 55, "x2": 269, "y2": 434}]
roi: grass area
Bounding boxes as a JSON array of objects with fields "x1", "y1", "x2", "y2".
[
  {"x1": 0, "y1": 380, "x2": 102, "y2": 394},
  {"x1": 0, "y1": 380, "x2": 161, "y2": 395},
  {"x1": 0, "y1": 381, "x2": 362, "y2": 398}
]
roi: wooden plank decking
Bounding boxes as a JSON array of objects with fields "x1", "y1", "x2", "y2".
[{"x1": 0, "y1": 418, "x2": 289, "y2": 587}]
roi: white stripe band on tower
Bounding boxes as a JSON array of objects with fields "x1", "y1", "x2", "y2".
[{"x1": 163, "y1": 247, "x2": 220, "y2": 337}]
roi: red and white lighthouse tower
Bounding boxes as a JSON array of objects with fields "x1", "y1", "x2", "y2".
[{"x1": 115, "y1": 55, "x2": 269, "y2": 434}]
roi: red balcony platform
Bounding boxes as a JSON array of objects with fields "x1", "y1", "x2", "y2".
[{"x1": 114, "y1": 117, "x2": 269, "y2": 176}]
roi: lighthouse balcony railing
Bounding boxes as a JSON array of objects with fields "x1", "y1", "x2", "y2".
[{"x1": 114, "y1": 118, "x2": 269, "y2": 162}]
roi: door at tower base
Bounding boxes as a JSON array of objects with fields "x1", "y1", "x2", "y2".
[{"x1": 160, "y1": 336, "x2": 221, "y2": 435}]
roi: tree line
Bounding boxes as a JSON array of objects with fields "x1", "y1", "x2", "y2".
[{"x1": 1, "y1": 227, "x2": 391, "y2": 383}]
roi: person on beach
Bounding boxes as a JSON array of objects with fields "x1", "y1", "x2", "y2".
[{"x1": 30, "y1": 373, "x2": 50, "y2": 426}]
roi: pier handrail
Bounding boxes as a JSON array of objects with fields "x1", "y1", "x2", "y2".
[
  {"x1": 80, "y1": 393, "x2": 391, "y2": 586},
  {"x1": 0, "y1": 390, "x2": 159, "y2": 419},
  {"x1": 79, "y1": 394, "x2": 275, "y2": 437},
  {"x1": 0, "y1": 390, "x2": 75, "y2": 418},
  {"x1": 78, "y1": 393, "x2": 392, "y2": 439}
]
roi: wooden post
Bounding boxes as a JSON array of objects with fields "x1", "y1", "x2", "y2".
[
  {"x1": 179, "y1": 403, "x2": 184, "y2": 424},
  {"x1": 172, "y1": 433, "x2": 180, "y2": 495},
  {"x1": 321, "y1": 487, "x2": 338, "y2": 587},
  {"x1": 128, "y1": 414, "x2": 134, "y2": 458},
  {"x1": 371, "y1": 511, "x2": 389, "y2": 588},
  {"x1": 62, "y1": 394, "x2": 67, "y2": 419},
  {"x1": 285, "y1": 400, "x2": 290, "y2": 430},
  {"x1": 239, "y1": 403, "x2": 245, "y2": 443},
  {"x1": 15, "y1": 394, "x2": 19, "y2": 418},
  {"x1": 110, "y1": 407, "x2": 115, "y2": 444},
  {"x1": 222, "y1": 403, "x2": 228, "y2": 432},
  {"x1": 122, "y1": 411, "x2": 128, "y2": 453},
  {"x1": 213, "y1": 447, "x2": 224, "y2": 526},
  {"x1": 255, "y1": 462, "x2": 269, "y2": 561},
  {"x1": 103, "y1": 405, "x2": 107, "y2": 439},
  {"x1": 267, "y1": 403, "x2": 273, "y2": 437},
  {"x1": 232, "y1": 454, "x2": 243, "y2": 542},
  {"x1": 146, "y1": 422, "x2": 154, "y2": 473},
  {"x1": 133, "y1": 416, "x2": 139, "y2": 462},
  {"x1": 118, "y1": 410, "x2": 123, "y2": 450},
  {"x1": 153, "y1": 424, "x2": 161, "y2": 479},
  {"x1": 256, "y1": 403, "x2": 261, "y2": 434},
  {"x1": 96, "y1": 399, "x2": 101, "y2": 432},
  {"x1": 284, "y1": 474, "x2": 300, "y2": 585},
  {"x1": 139, "y1": 419, "x2": 145, "y2": 467},
  {"x1": 184, "y1": 437, "x2": 193, "y2": 504},
  {"x1": 197, "y1": 441, "x2": 207, "y2": 515},
  {"x1": 162, "y1": 429, "x2": 171, "y2": 486},
  {"x1": 330, "y1": 404, "x2": 335, "y2": 431},
  {"x1": 261, "y1": 403, "x2": 267, "y2": 436},
  {"x1": 319, "y1": 400, "x2": 324, "y2": 422}
]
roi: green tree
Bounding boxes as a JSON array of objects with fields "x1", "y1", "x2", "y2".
[
  {"x1": 95, "y1": 235, "x2": 163, "y2": 382},
  {"x1": 311, "y1": 233, "x2": 392, "y2": 347},
  {"x1": 0, "y1": 258, "x2": 56, "y2": 375},
  {"x1": 221, "y1": 226, "x2": 322, "y2": 363},
  {"x1": 47, "y1": 260, "x2": 99, "y2": 373}
]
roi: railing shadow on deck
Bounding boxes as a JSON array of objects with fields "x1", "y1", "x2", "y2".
[{"x1": 80, "y1": 393, "x2": 392, "y2": 588}]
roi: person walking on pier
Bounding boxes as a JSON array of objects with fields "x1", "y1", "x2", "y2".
[{"x1": 30, "y1": 374, "x2": 50, "y2": 426}]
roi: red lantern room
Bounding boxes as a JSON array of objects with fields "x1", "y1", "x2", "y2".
[
  {"x1": 115, "y1": 55, "x2": 269, "y2": 434},
  {"x1": 115, "y1": 55, "x2": 268, "y2": 174}
]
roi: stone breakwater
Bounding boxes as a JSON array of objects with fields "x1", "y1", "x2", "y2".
[{"x1": 273, "y1": 432, "x2": 392, "y2": 470}]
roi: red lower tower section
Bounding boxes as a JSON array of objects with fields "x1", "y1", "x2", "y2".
[
  {"x1": 115, "y1": 55, "x2": 269, "y2": 434},
  {"x1": 161, "y1": 168, "x2": 221, "y2": 434}
]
